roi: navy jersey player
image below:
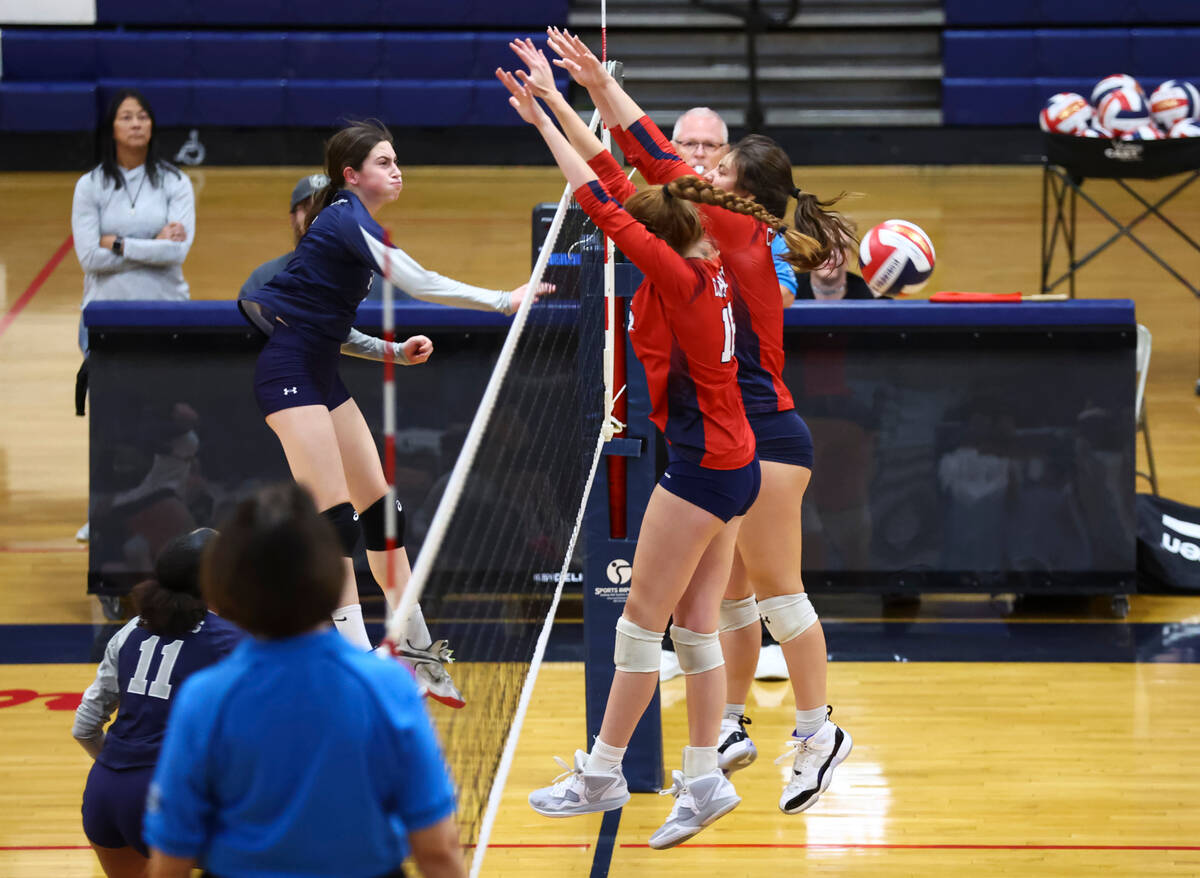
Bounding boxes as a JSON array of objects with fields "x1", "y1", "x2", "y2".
[
  {"x1": 544, "y1": 29, "x2": 855, "y2": 816},
  {"x1": 240, "y1": 121, "x2": 542, "y2": 709},
  {"x1": 72, "y1": 528, "x2": 243, "y2": 878},
  {"x1": 498, "y1": 62, "x2": 778, "y2": 849}
]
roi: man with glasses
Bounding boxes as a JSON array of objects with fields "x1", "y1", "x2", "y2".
[{"x1": 670, "y1": 107, "x2": 730, "y2": 175}]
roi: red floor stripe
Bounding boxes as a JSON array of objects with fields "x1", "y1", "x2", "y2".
[
  {"x1": 620, "y1": 843, "x2": 1200, "y2": 851},
  {"x1": 0, "y1": 235, "x2": 74, "y2": 341}
]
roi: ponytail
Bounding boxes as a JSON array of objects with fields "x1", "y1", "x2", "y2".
[
  {"x1": 664, "y1": 175, "x2": 823, "y2": 270},
  {"x1": 303, "y1": 181, "x2": 341, "y2": 234},
  {"x1": 788, "y1": 190, "x2": 858, "y2": 273}
]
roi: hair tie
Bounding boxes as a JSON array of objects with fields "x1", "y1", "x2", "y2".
[
  {"x1": 661, "y1": 184, "x2": 673, "y2": 201},
  {"x1": 778, "y1": 224, "x2": 789, "y2": 233},
  {"x1": 791, "y1": 186, "x2": 802, "y2": 198}
]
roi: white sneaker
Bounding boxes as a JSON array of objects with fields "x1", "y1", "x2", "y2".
[
  {"x1": 775, "y1": 713, "x2": 852, "y2": 814},
  {"x1": 648, "y1": 769, "x2": 741, "y2": 849},
  {"x1": 75, "y1": 521, "x2": 90, "y2": 542},
  {"x1": 528, "y1": 750, "x2": 630, "y2": 817},
  {"x1": 660, "y1": 649, "x2": 683, "y2": 681},
  {"x1": 754, "y1": 643, "x2": 788, "y2": 680},
  {"x1": 380, "y1": 638, "x2": 465, "y2": 709},
  {"x1": 717, "y1": 713, "x2": 757, "y2": 776}
]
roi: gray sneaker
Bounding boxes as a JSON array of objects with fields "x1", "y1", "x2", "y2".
[
  {"x1": 648, "y1": 769, "x2": 741, "y2": 850},
  {"x1": 529, "y1": 750, "x2": 630, "y2": 817}
]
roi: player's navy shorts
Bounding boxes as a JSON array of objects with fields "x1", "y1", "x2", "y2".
[
  {"x1": 748, "y1": 408, "x2": 814, "y2": 469},
  {"x1": 660, "y1": 451, "x2": 761, "y2": 522},
  {"x1": 81, "y1": 761, "x2": 154, "y2": 855},
  {"x1": 253, "y1": 323, "x2": 351, "y2": 417}
]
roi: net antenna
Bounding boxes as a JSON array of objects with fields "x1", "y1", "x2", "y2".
[{"x1": 380, "y1": 97, "x2": 617, "y2": 876}]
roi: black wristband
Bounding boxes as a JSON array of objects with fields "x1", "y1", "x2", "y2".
[{"x1": 112, "y1": 236, "x2": 123, "y2": 256}]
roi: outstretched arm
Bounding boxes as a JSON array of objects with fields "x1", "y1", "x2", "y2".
[
  {"x1": 546, "y1": 28, "x2": 645, "y2": 132},
  {"x1": 496, "y1": 67, "x2": 599, "y2": 192}
]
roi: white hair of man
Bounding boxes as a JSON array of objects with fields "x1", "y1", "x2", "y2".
[{"x1": 671, "y1": 107, "x2": 730, "y2": 144}]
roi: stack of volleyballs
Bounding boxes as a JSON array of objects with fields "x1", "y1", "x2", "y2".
[
  {"x1": 858, "y1": 220, "x2": 936, "y2": 296},
  {"x1": 1039, "y1": 75, "x2": 1200, "y2": 139}
]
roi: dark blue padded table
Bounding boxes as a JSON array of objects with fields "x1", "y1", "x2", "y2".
[{"x1": 84, "y1": 297, "x2": 1137, "y2": 606}]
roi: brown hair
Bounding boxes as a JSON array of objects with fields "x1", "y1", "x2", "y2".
[
  {"x1": 654, "y1": 174, "x2": 824, "y2": 271},
  {"x1": 304, "y1": 120, "x2": 394, "y2": 233},
  {"x1": 132, "y1": 528, "x2": 215, "y2": 639},
  {"x1": 728, "y1": 135, "x2": 858, "y2": 272},
  {"x1": 201, "y1": 483, "x2": 344, "y2": 639}
]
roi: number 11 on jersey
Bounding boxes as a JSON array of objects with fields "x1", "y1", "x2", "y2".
[{"x1": 720, "y1": 303, "x2": 735, "y2": 363}]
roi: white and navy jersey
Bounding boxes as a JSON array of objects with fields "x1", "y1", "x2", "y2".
[
  {"x1": 242, "y1": 191, "x2": 383, "y2": 344},
  {"x1": 73, "y1": 612, "x2": 244, "y2": 770}
]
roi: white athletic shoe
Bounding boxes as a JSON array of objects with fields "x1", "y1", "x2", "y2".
[
  {"x1": 660, "y1": 649, "x2": 683, "y2": 682},
  {"x1": 379, "y1": 638, "x2": 466, "y2": 709},
  {"x1": 648, "y1": 769, "x2": 741, "y2": 850},
  {"x1": 775, "y1": 712, "x2": 852, "y2": 814},
  {"x1": 75, "y1": 521, "x2": 89, "y2": 542},
  {"x1": 717, "y1": 713, "x2": 757, "y2": 776},
  {"x1": 754, "y1": 643, "x2": 789, "y2": 680},
  {"x1": 528, "y1": 750, "x2": 630, "y2": 817}
]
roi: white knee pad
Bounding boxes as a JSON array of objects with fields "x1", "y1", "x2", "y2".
[
  {"x1": 669, "y1": 625, "x2": 724, "y2": 675},
  {"x1": 613, "y1": 616, "x2": 663, "y2": 673},
  {"x1": 758, "y1": 593, "x2": 818, "y2": 644},
  {"x1": 719, "y1": 596, "x2": 759, "y2": 633}
]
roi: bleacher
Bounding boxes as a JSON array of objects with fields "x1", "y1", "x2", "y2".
[
  {"x1": 0, "y1": 0, "x2": 567, "y2": 132},
  {"x1": 943, "y1": 0, "x2": 1200, "y2": 126}
]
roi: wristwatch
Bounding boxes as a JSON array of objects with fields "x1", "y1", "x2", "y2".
[{"x1": 111, "y1": 236, "x2": 124, "y2": 256}]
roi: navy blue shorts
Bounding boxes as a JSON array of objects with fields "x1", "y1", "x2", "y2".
[
  {"x1": 748, "y1": 408, "x2": 814, "y2": 469},
  {"x1": 660, "y1": 452, "x2": 761, "y2": 522},
  {"x1": 81, "y1": 761, "x2": 154, "y2": 856},
  {"x1": 254, "y1": 323, "x2": 352, "y2": 417}
]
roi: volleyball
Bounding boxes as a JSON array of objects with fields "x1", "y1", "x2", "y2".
[
  {"x1": 858, "y1": 219, "x2": 936, "y2": 296},
  {"x1": 1091, "y1": 73, "x2": 1143, "y2": 107},
  {"x1": 1096, "y1": 87, "x2": 1151, "y2": 133},
  {"x1": 1149, "y1": 80, "x2": 1200, "y2": 130},
  {"x1": 1169, "y1": 118, "x2": 1200, "y2": 138},
  {"x1": 1038, "y1": 92, "x2": 1093, "y2": 134},
  {"x1": 1121, "y1": 124, "x2": 1165, "y2": 141},
  {"x1": 1078, "y1": 124, "x2": 1109, "y2": 138}
]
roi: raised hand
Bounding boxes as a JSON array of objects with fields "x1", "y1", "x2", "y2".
[
  {"x1": 509, "y1": 38, "x2": 560, "y2": 100},
  {"x1": 495, "y1": 68, "x2": 549, "y2": 126},
  {"x1": 545, "y1": 27, "x2": 607, "y2": 90}
]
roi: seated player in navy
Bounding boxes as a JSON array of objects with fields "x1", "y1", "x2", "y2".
[
  {"x1": 72, "y1": 528, "x2": 243, "y2": 878},
  {"x1": 144, "y1": 483, "x2": 464, "y2": 878},
  {"x1": 239, "y1": 121, "x2": 547, "y2": 709}
]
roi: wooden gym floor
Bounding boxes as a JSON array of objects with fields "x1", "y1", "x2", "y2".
[{"x1": 1, "y1": 165, "x2": 1199, "y2": 877}]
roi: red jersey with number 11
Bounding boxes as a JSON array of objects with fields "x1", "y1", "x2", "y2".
[{"x1": 574, "y1": 163, "x2": 755, "y2": 470}]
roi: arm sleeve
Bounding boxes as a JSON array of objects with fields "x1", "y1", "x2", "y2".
[
  {"x1": 72, "y1": 619, "x2": 137, "y2": 757},
  {"x1": 122, "y1": 171, "x2": 195, "y2": 267},
  {"x1": 341, "y1": 328, "x2": 411, "y2": 364},
  {"x1": 356, "y1": 225, "x2": 513, "y2": 314},
  {"x1": 71, "y1": 173, "x2": 126, "y2": 276},
  {"x1": 574, "y1": 181, "x2": 697, "y2": 301},
  {"x1": 586, "y1": 150, "x2": 636, "y2": 202},
  {"x1": 614, "y1": 116, "x2": 758, "y2": 252},
  {"x1": 143, "y1": 682, "x2": 214, "y2": 859}
]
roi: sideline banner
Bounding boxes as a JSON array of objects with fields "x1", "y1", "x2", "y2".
[{"x1": 1138, "y1": 493, "x2": 1200, "y2": 594}]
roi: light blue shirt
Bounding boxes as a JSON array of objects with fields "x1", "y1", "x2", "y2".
[{"x1": 144, "y1": 627, "x2": 456, "y2": 876}]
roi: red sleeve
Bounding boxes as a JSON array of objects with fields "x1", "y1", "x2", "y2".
[
  {"x1": 574, "y1": 180, "x2": 700, "y2": 302},
  {"x1": 586, "y1": 150, "x2": 636, "y2": 202},
  {"x1": 614, "y1": 115, "x2": 759, "y2": 254}
]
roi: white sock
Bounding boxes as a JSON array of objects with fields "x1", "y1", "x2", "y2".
[
  {"x1": 795, "y1": 706, "x2": 828, "y2": 739},
  {"x1": 586, "y1": 738, "x2": 626, "y2": 773},
  {"x1": 682, "y1": 745, "x2": 718, "y2": 779},
  {"x1": 402, "y1": 602, "x2": 432, "y2": 650},
  {"x1": 332, "y1": 604, "x2": 372, "y2": 651},
  {"x1": 724, "y1": 703, "x2": 746, "y2": 721}
]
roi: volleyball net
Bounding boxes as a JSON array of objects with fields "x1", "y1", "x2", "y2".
[{"x1": 382, "y1": 109, "x2": 616, "y2": 876}]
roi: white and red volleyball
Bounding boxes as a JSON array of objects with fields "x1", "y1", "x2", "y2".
[
  {"x1": 1091, "y1": 74, "x2": 1144, "y2": 107},
  {"x1": 1039, "y1": 92, "x2": 1093, "y2": 134},
  {"x1": 1121, "y1": 124, "x2": 1165, "y2": 141},
  {"x1": 1149, "y1": 80, "x2": 1200, "y2": 130},
  {"x1": 1078, "y1": 124, "x2": 1110, "y2": 138},
  {"x1": 858, "y1": 220, "x2": 936, "y2": 296},
  {"x1": 1169, "y1": 118, "x2": 1200, "y2": 138},
  {"x1": 1096, "y1": 87, "x2": 1151, "y2": 133}
]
